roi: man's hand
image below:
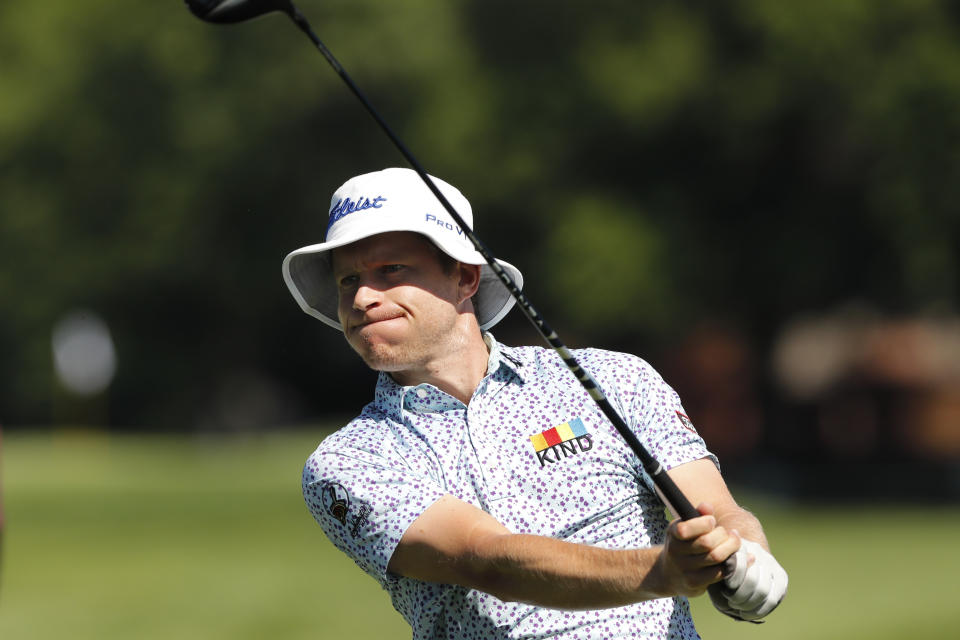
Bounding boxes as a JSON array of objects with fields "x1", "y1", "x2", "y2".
[
  {"x1": 710, "y1": 538, "x2": 788, "y2": 621},
  {"x1": 655, "y1": 502, "x2": 741, "y2": 597}
]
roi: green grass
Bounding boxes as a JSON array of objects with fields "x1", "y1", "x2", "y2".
[
  {"x1": 1, "y1": 429, "x2": 408, "y2": 639},
  {"x1": 689, "y1": 499, "x2": 960, "y2": 638},
  {"x1": 2, "y1": 430, "x2": 958, "y2": 639}
]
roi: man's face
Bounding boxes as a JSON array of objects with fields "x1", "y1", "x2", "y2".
[{"x1": 332, "y1": 231, "x2": 468, "y2": 373}]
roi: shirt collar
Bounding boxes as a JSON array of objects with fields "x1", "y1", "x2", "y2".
[
  {"x1": 372, "y1": 332, "x2": 527, "y2": 419},
  {"x1": 483, "y1": 332, "x2": 526, "y2": 382}
]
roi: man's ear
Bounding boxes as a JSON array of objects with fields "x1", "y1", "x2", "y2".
[{"x1": 457, "y1": 263, "x2": 482, "y2": 304}]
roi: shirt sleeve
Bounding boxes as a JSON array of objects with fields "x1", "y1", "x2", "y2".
[
  {"x1": 583, "y1": 349, "x2": 717, "y2": 475},
  {"x1": 302, "y1": 443, "x2": 446, "y2": 586},
  {"x1": 628, "y1": 357, "x2": 717, "y2": 472}
]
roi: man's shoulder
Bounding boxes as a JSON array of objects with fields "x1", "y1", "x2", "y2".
[
  {"x1": 502, "y1": 342, "x2": 651, "y2": 375},
  {"x1": 574, "y1": 346, "x2": 654, "y2": 376},
  {"x1": 313, "y1": 404, "x2": 391, "y2": 453},
  {"x1": 302, "y1": 407, "x2": 395, "y2": 481}
]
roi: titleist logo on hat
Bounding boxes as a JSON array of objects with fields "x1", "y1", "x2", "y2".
[{"x1": 326, "y1": 195, "x2": 387, "y2": 232}]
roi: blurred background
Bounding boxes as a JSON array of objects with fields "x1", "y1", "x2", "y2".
[{"x1": 2, "y1": 0, "x2": 959, "y2": 638}]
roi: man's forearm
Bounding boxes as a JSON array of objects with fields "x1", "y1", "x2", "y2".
[
  {"x1": 463, "y1": 532, "x2": 667, "y2": 609},
  {"x1": 389, "y1": 494, "x2": 736, "y2": 609},
  {"x1": 714, "y1": 506, "x2": 768, "y2": 551},
  {"x1": 667, "y1": 459, "x2": 769, "y2": 551}
]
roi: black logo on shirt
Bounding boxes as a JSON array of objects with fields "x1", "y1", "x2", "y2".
[
  {"x1": 350, "y1": 505, "x2": 371, "y2": 538},
  {"x1": 321, "y1": 482, "x2": 350, "y2": 525},
  {"x1": 534, "y1": 435, "x2": 594, "y2": 466},
  {"x1": 321, "y1": 482, "x2": 372, "y2": 538}
]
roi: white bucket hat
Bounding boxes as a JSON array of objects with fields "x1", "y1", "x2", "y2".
[{"x1": 282, "y1": 167, "x2": 523, "y2": 331}]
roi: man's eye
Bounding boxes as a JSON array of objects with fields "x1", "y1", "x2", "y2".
[
  {"x1": 338, "y1": 275, "x2": 359, "y2": 288},
  {"x1": 382, "y1": 264, "x2": 405, "y2": 274}
]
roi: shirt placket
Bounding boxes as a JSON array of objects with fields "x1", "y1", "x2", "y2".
[{"x1": 464, "y1": 376, "x2": 514, "y2": 502}]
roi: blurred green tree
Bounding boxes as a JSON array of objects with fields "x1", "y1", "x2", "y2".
[{"x1": 1, "y1": 0, "x2": 958, "y2": 428}]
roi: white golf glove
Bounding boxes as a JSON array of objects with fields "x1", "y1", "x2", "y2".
[{"x1": 710, "y1": 539, "x2": 788, "y2": 622}]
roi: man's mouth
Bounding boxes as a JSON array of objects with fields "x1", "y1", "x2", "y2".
[{"x1": 350, "y1": 313, "x2": 405, "y2": 333}]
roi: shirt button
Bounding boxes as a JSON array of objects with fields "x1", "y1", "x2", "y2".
[{"x1": 415, "y1": 388, "x2": 428, "y2": 399}]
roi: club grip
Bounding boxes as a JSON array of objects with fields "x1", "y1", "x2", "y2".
[{"x1": 654, "y1": 466, "x2": 739, "y2": 612}]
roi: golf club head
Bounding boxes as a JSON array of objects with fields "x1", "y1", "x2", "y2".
[{"x1": 185, "y1": 0, "x2": 294, "y2": 23}]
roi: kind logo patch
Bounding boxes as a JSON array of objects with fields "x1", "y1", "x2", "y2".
[{"x1": 529, "y1": 417, "x2": 594, "y2": 467}]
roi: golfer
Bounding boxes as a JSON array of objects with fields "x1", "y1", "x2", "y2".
[{"x1": 284, "y1": 168, "x2": 787, "y2": 639}]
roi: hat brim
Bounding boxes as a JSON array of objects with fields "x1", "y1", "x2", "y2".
[{"x1": 282, "y1": 231, "x2": 522, "y2": 331}]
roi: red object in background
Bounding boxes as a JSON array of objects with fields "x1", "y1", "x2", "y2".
[{"x1": 660, "y1": 324, "x2": 764, "y2": 460}]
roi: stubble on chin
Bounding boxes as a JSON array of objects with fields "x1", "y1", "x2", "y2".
[
  {"x1": 357, "y1": 343, "x2": 410, "y2": 373},
  {"x1": 347, "y1": 321, "x2": 464, "y2": 377},
  {"x1": 346, "y1": 331, "x2": 416, "y2": 373}
]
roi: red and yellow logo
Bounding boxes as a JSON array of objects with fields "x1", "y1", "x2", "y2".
[{"x1": 529, "y1": 418, "x2": 593, "y2": 466}]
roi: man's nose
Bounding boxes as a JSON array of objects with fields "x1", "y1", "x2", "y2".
[{"x1": 352, "y1": 282, "x2": 382, "y2": 310}]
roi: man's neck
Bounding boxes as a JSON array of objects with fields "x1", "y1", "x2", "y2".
[{"x1": 389, "y1": 322, "x2": 490, "y2": 405}]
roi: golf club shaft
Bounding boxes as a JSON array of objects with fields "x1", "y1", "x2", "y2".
[{"x1": 284, "y1": 7, "x2": 700, "y2": 522}]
